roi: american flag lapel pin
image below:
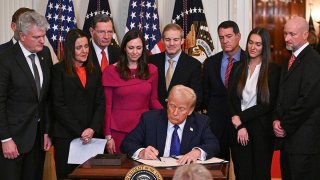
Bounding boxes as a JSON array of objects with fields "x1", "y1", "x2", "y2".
[{"x1": 190, "y1": 127, "x2": 193, "y2": 132}]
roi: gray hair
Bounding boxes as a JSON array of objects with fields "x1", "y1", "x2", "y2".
[
  {"x1": 15, "y1": 11, "x2": 49, "y2": 40},
  {"x1": 172, "y1": 164, "x2": 213, "y2": 180},
  {"x1": 90, "y1": 14, "x2": 113, "y2": 29}
]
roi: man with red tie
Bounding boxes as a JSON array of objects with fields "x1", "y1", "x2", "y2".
[
  {"x1": 273, "y1": 16, "x2": 320, "y2": 180},
  {"x1": 89, "y1": 14, "x2": 120, "y2": 74},
  {"x1": 202, "y1": 21, "x2": 246, "y2": 161}
]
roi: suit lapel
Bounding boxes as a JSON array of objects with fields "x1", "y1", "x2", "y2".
[
  {"x1": 89, "y1": 42, "x2": 102, "y2": 74},
  {"x1": 169, "y1": 52, "x2": 186, "y2": 89},
  {"x1": 180, "y1": 114, "x2": 195, "y2": 153},
  {"x1": 282, "y1": 46, "x2": 310, "y2": 83},
  {"x1": 158, "y1": 53, "x2": 167, "y2": 94},
  {"x1": 85, "y1": 71, "x2": 95, "y2": 91},
  {"x1": 157, "y1": 110, "x2": 169, "y2": 156},
  {"x1": 215, "y1": 53, "x2": 225, "y2": 88},
  {"x1": 37, "y1": 52, "x2": 48, "y2": 101},
  {"x1": 15, "y1": 45, "x2": 39, "y2": 100}
]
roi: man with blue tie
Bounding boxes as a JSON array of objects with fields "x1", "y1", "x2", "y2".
[{"x1": 121, "y1": 85, "x2": 219, "y2": 165}]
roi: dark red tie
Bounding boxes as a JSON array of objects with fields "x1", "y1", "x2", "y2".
[
  {"x1": 224, "y1": 56, "x2": 233, "y2": 88},
  {"x1": 101, "y1": 50, "x2": 108, "y2": 72},
  {"x1": 287, "y1": 54, "x2": 296, "y2": 70}
]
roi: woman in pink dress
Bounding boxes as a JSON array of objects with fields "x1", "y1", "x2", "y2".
[{"x1": 102, "y1": 30, "x2": 162, "y2": 154}]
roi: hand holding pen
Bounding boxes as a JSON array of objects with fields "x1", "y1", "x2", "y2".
[{"x1": 139, "y1": 146, "x2": 161, "y2": 161}]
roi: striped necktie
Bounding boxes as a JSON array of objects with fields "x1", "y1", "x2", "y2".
[{"x1": 224, "y1": 56, "x2": 233, "y2": 88}]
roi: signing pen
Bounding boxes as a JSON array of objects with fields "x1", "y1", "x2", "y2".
[
  {"x1": 156, "y1": 155, "x2": 162, "y2": 161},
  {"x1": 170, "y1": 156, "x2": 179, "y2": 160}
]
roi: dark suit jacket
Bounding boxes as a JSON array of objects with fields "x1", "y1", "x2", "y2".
[
  {"x1": 228, "y1": 62, "x2": 281, "y2": 134},
  {"x1": 89, "y1": 41, "x2": 120, "y2": 74},
  {"x1": 0, "y1": 39, "x2": 14, "y2": 53},
  {"x1": 0, "y1": 43, "x2": 52, "y2": 153},
  {"x1": 51, "y1": 62, "x2": 105, "y2": 138},
  {"x1": 121, "y1": 109, "x2": 220, "y2": 159},
  {"x1": 274, "y1": 45, "x2": 320, "y2": 154},
  {"x1": 202, "y1": 50, "x2": 246, "y2": 139},
  {"x1": 149, "y1": 52, "x2": 202, "y2": 110}
]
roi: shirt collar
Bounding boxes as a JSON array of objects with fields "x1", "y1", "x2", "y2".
[
  {"x1": 12, "y1": 37, "x2": 17, "y2": 44},
  {"x1": 92, "y1": 40, "x2": 108, "y2": 53},
  {"x1": 165, "y1": 50, "x2": 182, "y2": 63},
  {"x1": 222, "y1": 47, "x2": 241, "y2": 62},
  {"x1": 18, "y1": 41, "x2": 34, "y2": 58},
  {"x1": 292, "y1": 42, "x2": 309, "y2": 58},
  {"x1": 168, "y1": 119, "x2": 187, "y2": 130}
]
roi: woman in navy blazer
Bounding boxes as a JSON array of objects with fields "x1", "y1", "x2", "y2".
[
  {"x1": 228, "y1": 27, "x2": 280, "y2": 180},
  {"x1": 51, "y1": 29, "x2": 105, "y2": 179}
]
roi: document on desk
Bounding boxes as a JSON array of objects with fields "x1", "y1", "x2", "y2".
[
  {"x1": 136, "y1": 157, "x2": 226, "y2": 167},
  {"x1": 68, "y1": 138, "x2": 107, "y2": 164}
]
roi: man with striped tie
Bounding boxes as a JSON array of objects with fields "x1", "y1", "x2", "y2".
[{"x1": 203, "y1": 21, "x2": 246, "y2": 161}]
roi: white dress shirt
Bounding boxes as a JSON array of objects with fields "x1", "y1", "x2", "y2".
[
  {"x1": 92, "y1": 40, "x2": 109, "y2": 66},
  {"x1": 241, "y1": 63, "x2": 261, "y2": 111}
]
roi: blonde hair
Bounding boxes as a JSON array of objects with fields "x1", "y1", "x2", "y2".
[
  {"x1": 172, "y1": 164, "x2": 213, "y2": 180},
  {"x1": 162, "y1": 23, "x2": 184, "y2": 39},
  {"x1": 168, "y1": 85, "x2": 196, "y2": 109}
]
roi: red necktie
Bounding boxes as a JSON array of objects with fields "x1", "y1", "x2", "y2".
[
  {"x1": 287, "y1": 54, "x2": 296, "y2": 70},
  {"x1": 224, "y1": 56, "x2": 233, "y2": 88},
  {"x1": 101, "y1": 50, "x2": 108, "y2": 72}
]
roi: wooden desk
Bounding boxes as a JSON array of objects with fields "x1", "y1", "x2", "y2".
[{"x1": 69, "y1": 157, "x2": 229, "y2": 180}]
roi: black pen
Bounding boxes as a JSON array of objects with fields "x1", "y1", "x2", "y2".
[
  {"x1": 156, "y1": 155, "x2": 162, "y2": 161},
  {"x1": 170, "y1": 156, "x2": 179, "y2": 160}
]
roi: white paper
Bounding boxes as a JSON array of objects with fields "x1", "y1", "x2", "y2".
[
  {"x1": 67, "y1": 138, "x2": 107, "y2": 164},
  {"x1": 136, "y1": 156, "x2": 227, "y2": 167}
]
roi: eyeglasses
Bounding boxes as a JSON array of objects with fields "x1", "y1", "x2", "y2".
[{"x1": 95, "y1": 30, "x2": 113, "y2": 35}]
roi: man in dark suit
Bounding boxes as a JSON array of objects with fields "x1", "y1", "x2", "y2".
[
  {"x1": 273, "y1": 16, "x2": 320, "y2": 180},
  {"x1": 0, "y1": 12, "x2": 52, "y2": 180},
  {"x1": 149, "y1": 23, "x2": 202, "y2": 110},
  {"x1": 0, "y1": 7, "x2": 34, "y2": 53},
  {"x1": 121, "y1": 85, "x2": 219, "y2": 165},
  {"x1": 89, "y1": 14, "x2": 120, "y2": 74},
  {"x1": 202, "y1": 21, "x2": 245, "y2": 161}
]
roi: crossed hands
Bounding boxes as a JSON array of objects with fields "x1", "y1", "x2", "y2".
[{"x1": 273, "y1": 120, "x2": 286, "y2": 137}]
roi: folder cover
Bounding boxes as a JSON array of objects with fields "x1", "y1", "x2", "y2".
[{"x1": 89, "y1": 154, "x2": 126, "y2": 166}]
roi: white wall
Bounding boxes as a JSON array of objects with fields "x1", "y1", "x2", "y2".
[{"x1": 0, "y1": 0, "x2": 252, "y2": 53}]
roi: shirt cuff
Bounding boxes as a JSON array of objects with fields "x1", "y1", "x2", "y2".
[
  {"x1": 1, "y1": 138, "x2": 12, "y2": 143},
  {"x1": 132, "y1": 148, "x2": 145, "y2": 160},
  {"x1": 193, "y1": 147, "x2": 207, "y2": 161}
]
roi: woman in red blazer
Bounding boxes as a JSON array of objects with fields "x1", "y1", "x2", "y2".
[{"x1": 102, "y1": 30, "x2": 162, "y2": 154}]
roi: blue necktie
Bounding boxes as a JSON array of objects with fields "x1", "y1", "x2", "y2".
[{"x1": 170, "y1": 125, "x2": 180, "y2": 156}]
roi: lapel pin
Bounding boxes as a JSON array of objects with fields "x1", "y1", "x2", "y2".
[
  {"x1": 41, "y1": 57, "x2": 44, "y2": 60},
  {"x1": 190, "y1": 127, "x2": 193, "y2": 131}
]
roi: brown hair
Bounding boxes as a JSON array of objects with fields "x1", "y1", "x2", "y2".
[
  {"x1": 237, "y1": 27, "x2": 270, "y2": 104},
  {"x1": 63, "y1": 29, "x2": 95, "y2": 76},
  {"x1": 116, "y1": 30, "x2": 149, "y2": 80},
  {"x1": 12, "y1": 7, "x2": 34, "y2": 23}
]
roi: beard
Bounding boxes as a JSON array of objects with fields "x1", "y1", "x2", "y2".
[{"x1": 286, "y1": 45, "x2": 294, "y2": 51}]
